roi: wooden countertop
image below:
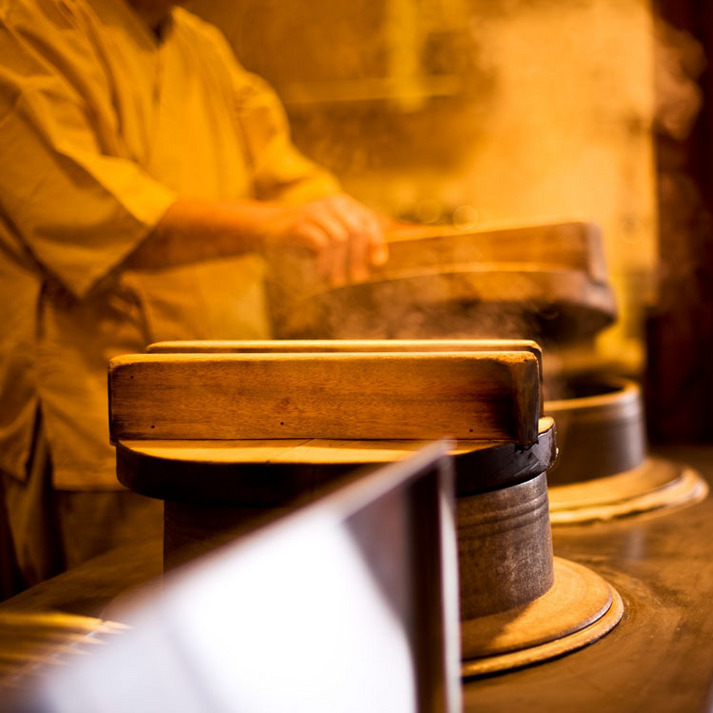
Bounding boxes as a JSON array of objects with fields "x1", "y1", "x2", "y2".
[
  {"x1": 464, "y1": 445, "x2": 713, "y2": 713},
  {"x1": 4, "y1": 446, "x2": 713, "y2": 712}
]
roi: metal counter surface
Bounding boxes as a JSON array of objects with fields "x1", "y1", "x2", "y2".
[{"x1": 464, "y1": 445, "x2": 713, "y2": 713}]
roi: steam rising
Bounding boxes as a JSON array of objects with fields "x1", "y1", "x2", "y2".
[{"x1": 187, "y1": 1, "x2": 703, "y2": 376}]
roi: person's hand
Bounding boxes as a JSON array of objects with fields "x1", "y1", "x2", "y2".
[
  {"x1": 124, "y1": 195, "x2": 389, "y2": 283},
  {"x1": 260, "y1": 194, "x2": 389, "y2": 287}
]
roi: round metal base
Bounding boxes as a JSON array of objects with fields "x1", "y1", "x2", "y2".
[
  {"x1": 461, "y1": 557, "x2": 623, "y2": 678},
  {"x1": 548, "y1": 457, "x2": 709, "y2": 525}
]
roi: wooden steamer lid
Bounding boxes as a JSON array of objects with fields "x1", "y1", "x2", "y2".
[
  {"x1": 109, "y1": 341, "x2": 621, "y2": 675},
  {"x1": 265, "y1": 221, "x2": 617, "y2": 343}
]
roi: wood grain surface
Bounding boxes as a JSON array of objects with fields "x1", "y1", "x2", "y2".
[
  {"x1": 145, "y1": 339, "x2": 543, "y2": 412},
  {"x1": 146, "y1": 338, "x2": 542, "y2": 362},
  {"x1": 108, "y1": 351, "x2": 541, "y2": 444},
  {"x1": 265, "y1": 221, "x2": 617, "y2": 341},
  {"x1": 268, "y1": 221, "x2": 609, "y2": 302},
  {"x1": 113, "y1": 418, "x2": 556, "y2": 504},
  {"x1": 382, "y1": 222, "x2": 609, "y2": 282}
]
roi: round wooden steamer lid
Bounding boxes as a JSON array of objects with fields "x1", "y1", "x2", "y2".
[{"x1": 116, "y1": 419, "x2": 557, "y2": 505}]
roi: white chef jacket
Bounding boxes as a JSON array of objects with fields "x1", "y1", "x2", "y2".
[{"x1": 0, "y1": 0, "x2": 339, "y2": 488}]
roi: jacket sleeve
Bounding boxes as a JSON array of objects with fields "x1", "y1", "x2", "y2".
[
  {"x1": 0, "y1": 1, "x2": 177, "y2": 299},
  {"x1": 204, "y1": 26, "x2": 342, "y2": 205}
]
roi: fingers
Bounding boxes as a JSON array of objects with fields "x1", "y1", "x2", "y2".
[
  {"x1": 320, "y1": 195, "x2": 387, "y2": 286},
  {"x1": 293, "y1": 221, "x2": 333, "y2": 280},
  {"x1": 326, "y1": 198, "x2": 369, "y2": 285},
  {"x1": 368, "y1": 215, "x2": 390, "y2": 268},
  {"x1": 276, "y1": 195, "x2": 388, "y2": 287},
  {"x1": 313, "y1": 204, "x2": 350, "y2": 286}
]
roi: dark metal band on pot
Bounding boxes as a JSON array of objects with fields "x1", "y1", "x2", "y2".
[{"x1": 457, "y1": 471, "x2": 554, "y2": 620}]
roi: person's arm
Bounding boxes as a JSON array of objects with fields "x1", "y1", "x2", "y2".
[
  {"x1": 0, "y1": 5, "x2": 389, "y2": 297},
  {"x1": 122, "y1": 18, "x2": 389, "y2": 286},
  {"x1": 125, "y1": 193, "x2": 389, "y2": 287}
]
